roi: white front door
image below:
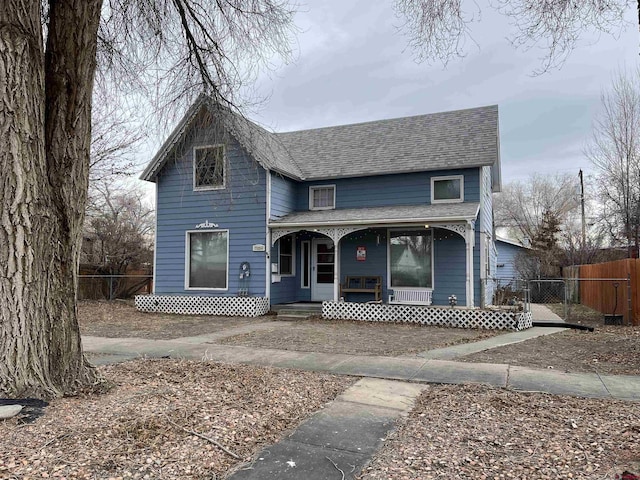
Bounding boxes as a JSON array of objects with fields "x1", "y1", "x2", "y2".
[{"x1": 312, "y1": 238, "x2": 335, "y2": 301}]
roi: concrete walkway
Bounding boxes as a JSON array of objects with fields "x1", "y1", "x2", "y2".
[{"x1": 83, "y1": 308, "x2": 639, "y2": 480}]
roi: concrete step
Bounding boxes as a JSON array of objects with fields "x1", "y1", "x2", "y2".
[{"x1": 277, "y1": 312, "x2": 318, "y2": 321}]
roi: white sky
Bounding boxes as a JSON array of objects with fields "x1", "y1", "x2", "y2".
[{"x1": 137, "y1": 1, "x2": 640, "y2": 188}]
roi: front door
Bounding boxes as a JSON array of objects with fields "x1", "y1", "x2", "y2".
[{"x1": 312, "y1": 238, "x2": 335, "y2": 301}]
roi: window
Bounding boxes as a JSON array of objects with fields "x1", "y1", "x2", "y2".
[
  {"x1": 186, "y1": 230, "x2": 228, "y2": 289},
  {"x1": 301, "y1": 241, "x2": 310, "y2": 288},
  {"x1": 431, "y1": 175, "x2": 463, "y2": 203},
  {"x1": 279, "y1": 235, "x2": 295, "y2": 275},
  {"x1": 309, "y1": 185, "x2": 335, "y2": 210},
  {"x1": 388, "y1": 230, "x2": 433, "y2": 289},
  {"x1": 194, "y1": 145, "x2": 225, "y2": 190}
]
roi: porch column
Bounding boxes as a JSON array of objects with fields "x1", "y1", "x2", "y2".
[
  {"x1": 334, "y1": 238, "x2": 341, "y2": 302},
  {"x1": 465, "y1": 223, "x2": 475, "y2": 307}
]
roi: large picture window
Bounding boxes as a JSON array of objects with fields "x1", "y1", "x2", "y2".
[
  {"x1": 194, "y1": 145, "x2": 225, "y2": 190},
  {"x1": 431, "y1": 175, "x2": 463, "y2": 203},
  {"x1": 186, "y1": 230, "x2": 228, "y2": 289},
  {"x1": 389, "y1": 230, "x2": 433, "y2": 288}
]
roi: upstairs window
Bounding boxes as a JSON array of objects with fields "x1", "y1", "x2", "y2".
[
  {"x1": 194, "y1": 145, "x2": 225, "y2": 190},
  {"x1": 309, "y1": 185, "x2": 336, "y2": 210},
  {"x1": 431, "y1": 175, "x2": 463, "y2": 203}
]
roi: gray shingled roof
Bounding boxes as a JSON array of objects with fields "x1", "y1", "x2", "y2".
[
  {"x1": 141, "y1": 97, "x2": 499, "y2": 183},
  {"x1": 269, "y1": 203, "x2": 480, "y2": 227},
  {"x1": 275, "y1": 105, "x2": 498, "y2": 180}
]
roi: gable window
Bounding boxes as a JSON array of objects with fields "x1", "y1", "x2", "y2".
[
  {"x1": 194, "y1": 145, "x2": 225, "y2": 190},
  {"x1": 279, "y1": 234, "x2": 295, "y2": 275},
  {"x1": 432, "y1": 175, "x2": 463, "y2": 203},
  {"x1": 186, "y1": 230, "x2": 228, "y2": 289},
  {"x1": 388, "y1": 229, "x2": 433, "y2": 289},
  {"x1": 309, "y1": 185, "x2": 336, "y2": 210}
]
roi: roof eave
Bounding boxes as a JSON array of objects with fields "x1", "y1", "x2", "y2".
[{"x1": 269, "y1": 214, "x2": 478, "y2": 229}]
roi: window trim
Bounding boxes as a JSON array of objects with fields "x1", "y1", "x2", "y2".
[
  {"x1": 431, "y1": 175, "x2": 464, "y2": 204},
  {"x1": 309, "y1": 184, "x2": 336, "y2": 211},
  {"x1": 184, "y1": 229, "x2": 229, "y2": 291},
  {"x1": 386, "y1": 228, "x2": 434, "y2": 290},
  {"x1": 278, "y1": 234, "x2": 296, "y2": 277},
  {"x1": 193, "y1": 144, "x2": 226, "y2": 191}
]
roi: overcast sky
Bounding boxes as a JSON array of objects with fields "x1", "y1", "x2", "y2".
[
  {"x1": 136, "y1": 1, "x2": 639, "y2": 189},
  {"x1": 234, "y1": 0, "x2": 639, "y2": 185}
]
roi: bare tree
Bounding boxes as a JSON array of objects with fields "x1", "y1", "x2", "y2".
[
  {"x1": 586, "y1": 67, "x2": 640, "y2": 258},
  {"x1": 0, "y1": 0, "x2": 295, "y2": 399},
  {"x1": 495, "y1": 173, "x2": 580, "y2": 246},
  {"x1": 394, "y1": 0, "x2": 634, "y2": 73}
]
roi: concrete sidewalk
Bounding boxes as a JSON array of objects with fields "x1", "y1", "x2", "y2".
[
  {"x1": 83, "y1": 331, "x2": 640, "y2": 401},
  {"x1": 82, "y1": 312, "x2": 640, "y2": 480}
]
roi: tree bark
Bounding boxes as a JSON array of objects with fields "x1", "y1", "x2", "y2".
[{"x1": 0, "y1": 0, "x2": 104, "y2": 399}]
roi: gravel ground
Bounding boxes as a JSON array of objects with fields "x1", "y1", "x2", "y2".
[
  {"x1": 0, "y1": 359, "x2": 354, "y2": 480},
  {"x1": 359, "y1": 384, "x2": 640, "y2": 480}
]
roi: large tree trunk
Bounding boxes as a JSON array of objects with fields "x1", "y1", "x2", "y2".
[{"x1": 0, "y1": 0, "x2": 104, "y2": 399}]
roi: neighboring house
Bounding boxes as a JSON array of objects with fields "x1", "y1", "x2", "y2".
[
  {"x1": 140, "y1": 96, "x2": 501, "y2": 312},
  {"x1": 495, "y1": 236, "x2": 528, "y2": 280}
]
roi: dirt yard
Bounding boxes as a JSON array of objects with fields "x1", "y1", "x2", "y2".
[
  {"x1": 0, "y1": 360, "x2": 354, "y2": 479},
  {"x1": 461, "y1": 304, "x2": 640, "y2": 375},
  {"x1": 359, "y1": 384, "x2": 640, "y2": 479}
]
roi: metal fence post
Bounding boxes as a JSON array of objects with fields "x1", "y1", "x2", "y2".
[{"x1": 628, "y1": 273, "x2": 632, "y2": 326}]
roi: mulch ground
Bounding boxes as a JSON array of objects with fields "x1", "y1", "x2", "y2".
[
  {"x1": 0, "y1": 359, "x2": 354, "y2": 480},
  {"x1": 358, "y1": 384, "x2": 640, "y2": 479}
]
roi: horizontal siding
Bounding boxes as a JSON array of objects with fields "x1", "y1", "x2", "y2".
[
  {"x1": 433, "y1": 230, "x2": 467, "y2": 305},
  {"x1": 496, "y1": 241, "x2": 525, "y2": 280},
  {"x1": 270, "y1": 173, "x2": 297, "y2": 219},
  {"x1": 296, "y1": 168, "x2": 480, "y2": 210},
  {"x1": 154, "y1": 127, "x2": 268, "y2": 297}
]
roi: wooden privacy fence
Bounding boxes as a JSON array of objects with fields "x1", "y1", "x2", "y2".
[{"x1": 564, "y1": 259, "x2": 640, "y2": 325}]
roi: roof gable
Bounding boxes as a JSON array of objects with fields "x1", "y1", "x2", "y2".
[{"x1": 141, "y1": 97, "x2": 500, "y2": 184}]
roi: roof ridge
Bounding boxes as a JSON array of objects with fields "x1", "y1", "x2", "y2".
[{"x1": 274, "y1": 104, "x2": 498, "y2": 135}]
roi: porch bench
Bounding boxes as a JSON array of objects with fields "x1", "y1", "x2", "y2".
[
  {"x1": 340, "y1": 276, "x2": 382, "y2": 302},
  {"x1": 388, "y1": 288, "x2": 433, "y2": 306}
]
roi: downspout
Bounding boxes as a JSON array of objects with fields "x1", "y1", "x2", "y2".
[{"x1": 265, "y1": 172, "x2": 272, "y2": 307}]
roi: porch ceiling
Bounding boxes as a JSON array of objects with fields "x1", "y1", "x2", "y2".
[{"x1": 269, "y1": 203, "x2": 479, "y2": 228}]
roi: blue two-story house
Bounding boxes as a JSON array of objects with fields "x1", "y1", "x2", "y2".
[{"x1": 137, "y1": 95, "x2": 501, "y2": 317}]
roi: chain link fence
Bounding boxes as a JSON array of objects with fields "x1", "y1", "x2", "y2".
[
  {"x1": 78, "y1": 275, "x2": 153, "y2": 300},
  {"x1": 486, "y1": 276, "x2": 632, "y2": 324}
]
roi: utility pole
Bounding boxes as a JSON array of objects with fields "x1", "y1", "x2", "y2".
[{"x1": 579, "y1": 169, "x2": 586, "y2": 248}]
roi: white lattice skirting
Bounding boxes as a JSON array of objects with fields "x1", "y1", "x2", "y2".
[
  {"x1": 135, "y1": 295, "x2": 270, "y2": 317},
  {"x1": 322, "y1": 301, "x2": 533, "y2": 331}
]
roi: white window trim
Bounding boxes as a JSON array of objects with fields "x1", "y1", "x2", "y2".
[
  {"x1": 309, "y1": 184, "x2": 336, "y2": 211},
  {"x1": 184, "y1": 229, "x2": 229, "y2": 291},
  {"x1": 278, "y1": 234, "x2": 296, "y2": 277},
  {"x1": 386, "y1": 228, "x2": 434, "y2": 290},
  {"x1": 431, "y1": 175, "x2": 464, "y2": 204},
  {"x1": 300, "y1": 240, "x2": 311, "y2": 289},
  {"x1": 193, "y1": 144, "x2": 226, "y2": 191}
]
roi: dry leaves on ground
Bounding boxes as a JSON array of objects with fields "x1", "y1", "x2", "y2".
[
  {"x1": 0, "y1": 359, "x2": 354, "y2": 480},
  {"x1": 360, "y1": 384, "x2": 640, "y2": 480},
  {"x1": 218, "y1": 318, "x2": 502, "y2": 357}
]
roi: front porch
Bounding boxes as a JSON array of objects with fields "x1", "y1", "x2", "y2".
[{"x1": 269, "y1": 207, "x2": 481, "y2": 307}]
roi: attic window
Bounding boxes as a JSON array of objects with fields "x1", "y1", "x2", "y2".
[
  {"x1": 194, "y1": 145, "x2": 225, "y2": 190},
  {"x1": 309, "y1": 185, "x2": 335, "y2": 210},
  {"x1": 431, "y1": 175, "x2": 463, "y2": 203}
]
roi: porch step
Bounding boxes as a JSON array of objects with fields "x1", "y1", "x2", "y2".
[{"x1": 278, "y1": 309, "x2": 322, "y2": 320}]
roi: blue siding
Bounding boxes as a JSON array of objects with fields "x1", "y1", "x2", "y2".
[
  {"x1": 154, "y1": 127, "x2": 268, "y2": 297},
  {"x1": 270, "y1": 173, "x2": 297, "y2": 219},
  {"x1": 433, "y1": 230, "x2": 467, "y2": 305},
  {"x1": 339, "y1": 229, "x2": 388, "y2": 301},
  {"x1": 296, "y1": 169, "x2": 480, "y2": 210},
  {"x1": 496, "y1": 240, "x2": 525, "y2": 280}
]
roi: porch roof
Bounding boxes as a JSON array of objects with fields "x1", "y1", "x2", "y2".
[{"x1": 268, "y1": 203, "x2": 479, "y2": 228}]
